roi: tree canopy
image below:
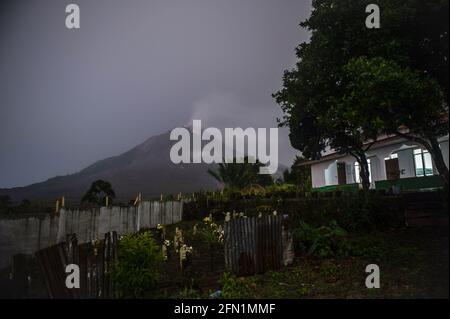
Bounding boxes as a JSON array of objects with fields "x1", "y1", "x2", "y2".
[
  {"x1": 81, "y1": 180, "x2": 116, "y2": 205},
  {"x1": 274, "y1": 0, "x2": 449, "y2": 189},
  {"x1": 282, "y1": 156, "x2": 312, "y2": 192}
]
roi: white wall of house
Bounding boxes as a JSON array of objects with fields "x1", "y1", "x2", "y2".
[
  {"x1": 310, "y1": 135, "x2": 449, "y2": 189},
  {"x1": 397, "y1": 148, "x2": 415, "y2": 178},
  {"x1": 324, "y1": 161, "x2": 338, "y2": 186},
  {"x1": 311, "y1": 161, "x2": 333, "y2": 188}
]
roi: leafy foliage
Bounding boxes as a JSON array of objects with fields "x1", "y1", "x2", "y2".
[
  {"x1": 219, "y1": 272, "x2": 253, "y2": 299},
  {"x1": 184, "y1": 191, "x2": 406, "y2": 231},
  {"x1": 293, "y1": 220, "x2": 350, "y2": 258},
  {"x1": 339, "y1": 56, "x2": 449, "y2": 185},
  {"x1": 274, "y1": 0, "x2": 449, "y2": 190},
  {"x1": 198, "y1": 218, "x2": 224, "y2": 248},
  {"x1": 208, "y1": 157, "x2": 273, "y2": 190},
  {"x1": 281, "y1": 156, "x2": 312, "y2": 193},
  {"x1": 113, "y1": 231, "x2": 163, "y2": 298},
  {"x1": 81, "y1": 180, "x2": 116, "y2": 205}
]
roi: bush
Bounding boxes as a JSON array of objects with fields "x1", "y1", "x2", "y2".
[
  {"x1": 113, "y1": 231, "x2": 163, "y2": 298},
  {"x1": 292, "y1": 220, "x2": 350, "y2": 258},
  {"x1": 198, "y1": 221, "x2": 224, "y2": 248},
  {"x1": 184, "y1": 192, "x2": 406, "y2": 231}
]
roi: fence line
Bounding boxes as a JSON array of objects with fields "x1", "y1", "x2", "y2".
[
  {"x1": 0, "y1": 200, "x2": 184, "y2": 269},
  {"x1": 57, "y1": 200, "x2": 183, "y2": 243},
  {"x1": 35, "y1": 232, "x2": 118, "y2": 298}
]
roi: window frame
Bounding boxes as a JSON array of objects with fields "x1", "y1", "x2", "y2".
[{"x1": 413, "y1": 148, "x2": 434, "y2": 177}]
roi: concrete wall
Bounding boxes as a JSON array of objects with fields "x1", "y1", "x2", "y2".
[{"x1": 0, "y1": 201, "x2": 183, "y2": 269}]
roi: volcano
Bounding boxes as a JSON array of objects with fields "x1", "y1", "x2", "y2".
[{"x1": 0, "y1": 128, "x2": 221, "y2": 204}]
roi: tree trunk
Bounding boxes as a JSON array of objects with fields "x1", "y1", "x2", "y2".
[
  {"x1": 428, "y1": 136, "x2": 449, "y2": 189},
  {"x1": 397, "y1": 131, "x2": 449, "y2": 190},
  {"x1": 350, "y1": 152, "x2": 371, "y2": 192},
  {"x1": 359, "y1": 153, "x2": 371, "y2": 192}
]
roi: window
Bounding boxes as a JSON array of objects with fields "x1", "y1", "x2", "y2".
[
  {"x1": 414, "y1": 148, "x2": 434, "y2": 177},
  {"x1": 384, "y1": 153, "x2": 398, "y2": 160},
  {"x1": 354, "y1": 159, "x2": 372, "y2": 183}
]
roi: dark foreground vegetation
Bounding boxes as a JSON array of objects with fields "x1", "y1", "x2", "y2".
[
  {"x1": 135, "y1": 220, "x2": 449, "y2": 299},
  {"x1": 1, "y1": 190, "x2": 447, "y2": 299}
]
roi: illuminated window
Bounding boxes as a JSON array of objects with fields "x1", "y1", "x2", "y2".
[
  {"x1": 414, "y1": 148, "x2": 434, "y2": 177},
  {"x1": 354, "y1": 159, "x2": 372, "y2": 183}
]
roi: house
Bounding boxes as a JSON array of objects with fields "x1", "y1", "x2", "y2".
[{"x1": 303, "y1": 135, "x2": 449, "y2": 192}]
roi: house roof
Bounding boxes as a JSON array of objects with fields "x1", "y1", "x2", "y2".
[{"x1": 297, "y1": 134, "x2": 449, "y2": 166}]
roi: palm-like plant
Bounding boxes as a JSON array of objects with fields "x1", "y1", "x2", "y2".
[
  {"x1": 81, "y1": 180, "x2": 116, "y2": 205},
  {"x1": 207, "y1": 157, "x2": 273, "y2": 190}
]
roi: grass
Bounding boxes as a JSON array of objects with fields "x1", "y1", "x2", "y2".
[
  {"x1": 1, "y1": 220, "x2": 447, "y2": 299},
  {"x1": 214, "y1": 226, "x2": 448, "y2": 299}
]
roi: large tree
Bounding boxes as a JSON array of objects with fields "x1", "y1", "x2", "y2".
[
  {"x1": 282, "y1": 156, "x2": 312, "y2": 193},
  {"x1": 81, "y1": 180, "x2": 116, "y2": 206},
  {"x1": 274, "y1": 0, "x2": 448, "y2": 190},
  {"x1": 340, "y1": 57, "x2": 448, "y2": 186}
]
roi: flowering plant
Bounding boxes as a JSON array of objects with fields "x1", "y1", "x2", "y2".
[
  {"x1": 199, "y1": 216, "x2": 224, "y2": 246},
  {"x1": 174, "y1": 228, "x2": 184, "y2": 253},
  {"x1": 182, "y1": 244, "x2": 193, "y2": 254},
  {"x1": 203, "y1": 216, "x2": 212, "y2": 224}
]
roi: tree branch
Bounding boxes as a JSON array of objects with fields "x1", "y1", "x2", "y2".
[
  {"x1": 396, "y1": 131, "x2": 431, "y2": 150},
  {"x1": 363, "y1": 140, "x2": 377, "y2": 152},
  {"x1": 348, "y1": 150, "x2": 361, "y2": 164}
]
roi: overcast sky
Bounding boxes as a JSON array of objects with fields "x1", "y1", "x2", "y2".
[{"x1": 0, "y1": 0, "x2": 311, "y2": 188}]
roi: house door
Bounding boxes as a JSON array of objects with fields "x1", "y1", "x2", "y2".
[
  {"x1": 337, "y1": 163, "x2": 346, "y2": 185},
  {"x1": 385, "y1": 158, "x2": 400, "y2": 180}
]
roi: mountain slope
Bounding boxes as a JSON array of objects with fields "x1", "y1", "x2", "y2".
[
  {"x1": 0, "y1": 129, "x2": 221, "y2": 203},
  {"x1": 1, "y1": 128, "x2": 288, "y2": 204}
]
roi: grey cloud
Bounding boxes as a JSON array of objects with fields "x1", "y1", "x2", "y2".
[{"x1": 0, "y1": 0, "x2": 311, "y2": 187}]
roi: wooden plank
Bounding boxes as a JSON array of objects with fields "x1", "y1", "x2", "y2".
[{"x1": 35, "y1": 231, "x2": 118, "y2": 299}]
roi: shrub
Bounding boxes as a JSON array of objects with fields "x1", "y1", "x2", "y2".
[
  {"x1": 198, "y1": 223, "x2": 224, "y2": 248},
  {"x1": 113, "y1": 231, "x2": 163, "y2": 298},
  {"x1": 196, "y1": 217, "x2": 224, "y2": 271},
  {"x1": 292, "y1": 220, "x2": 350, "y2": 258},
  {"x1": 183, "y1": 192, "x2": 407, "y2": 230}
]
